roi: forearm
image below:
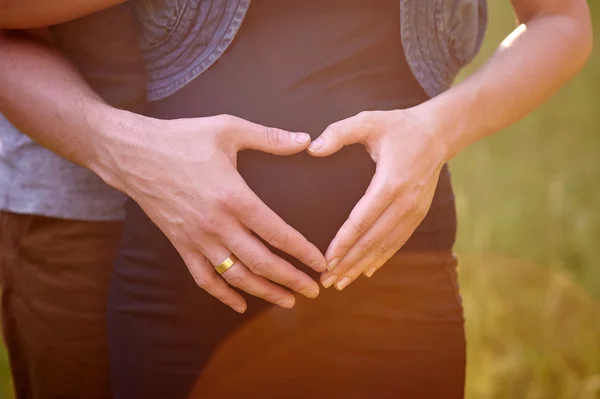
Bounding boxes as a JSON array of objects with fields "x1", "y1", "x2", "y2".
[
  {"x1": 429, "y1": 1, "x2": 592, "y2": 161},
  {"x1": 0, "y1": 30, "x2": 142, "y2": 189},
  {"x1": 0, "y1": 0, "x2": 125, "y2": 29}
]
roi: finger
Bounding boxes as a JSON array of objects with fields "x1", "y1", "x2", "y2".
[
  {"x1": 202, "y1": 242, "x2": 297, "y2": 308},
  {"x1": 223, "y1": 223, "x2": 321, "y2": 299},
  {"x1": 230, "y1": 185, "x2": 327, "y2": 273},
  {"x1": 307, "y1": 111, "x2": 373, "y2": 157},
  {"x1": 361, "y1": 218, "x2": 422, "y2": 278},
  {"x1": 327, "y1": 200, "x2": 405, "y2": 277},
  {"x1": 180, "y1": 251, "x2": 247, "y2": 313},
  {"x1": 321, "y1": 216, "x2": 420, "y2": 290},
  {"x1": 362, "y1": 248, "x2": 395, "y2": 278},
  {"x1": 352, "y1": 179, "x2": 438, "y2": 280},
  {"x1": 219, "y1": 259, "x2": 296, "y2": 309},
  {"x1": 323, "y1": 170, "x2": 395, "y2": 270},
  {"x1": 223, "y1": 115, "x2": 312, "y2": 155},
  {"x1": 320, "y1": 207, "x2": 409, "y2": 290}
]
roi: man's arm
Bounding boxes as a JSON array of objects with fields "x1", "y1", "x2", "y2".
[
  {"x1": 0, "y1": 31, "x2": 326, "y2": 312},
  {"x1": 0, "y1": 30, "x2": 116, "y2": 168},
  {"x1": 0, "y1": 0, "x2": 125, "y2": 29}
]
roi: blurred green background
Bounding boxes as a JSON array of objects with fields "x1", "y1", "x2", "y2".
[
  {"x1": 1, "y1": 2, "x2": 599, "y2": 398},
  {"x1": 454, "y1": 1, "x2": 600, "y2": 398}
]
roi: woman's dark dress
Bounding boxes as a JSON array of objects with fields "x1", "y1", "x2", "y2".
[{"x1": 109, "y1": 1, "x2": 466, "y2": 398}]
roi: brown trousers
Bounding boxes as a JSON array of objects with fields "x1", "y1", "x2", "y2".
[{"x1": 0, "y1": 211, "x2": 121, "y2": 399}]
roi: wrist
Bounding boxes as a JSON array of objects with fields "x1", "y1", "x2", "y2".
[
  {"x1": 424, "y1": 80, "x2": 496, "y2": 162},
  {"x1": 401, "y1": 103, "x2": 455, "y2": 165},
  {"x1": 86, "y1": 106, "x2": 152, "y2": 194},
  {"x1": 422, "y1": 97, "x2": 468, "y2": 162}
]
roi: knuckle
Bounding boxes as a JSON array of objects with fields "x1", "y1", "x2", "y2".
[
  {"x1": 354, "y1": 111, "x2": 377, "y2": 137},
  {"x1": 211, "y1": 114, "x2": 235, "y2": 134},
  {"x1": 415, "y1": 203, "x2": 428, "y2": 218},
  {"x1": 335, "y1": 262, "x2": 352, "y2": 274},
  {"x1": 323, "y1": 121, "x2": 347, "y2": 138},
  {"x1": 324, "y1": 121, "x2": 344, "y2": 137},
  {"x1": 193, "y1": 273, "x2": 213, "y2": 289},
  {"x1": 348, "y1": 217, "x2": 370, "y2": 235},
  {"x1": 406, "y1": 193, "x2": 427, "y2": 217},
  {"x1": 248, "y1": 258, "x2": 271, "y2": 276},
  {"x1": 407, "y1": 193, "x2": 419, "y2": 209},
  {"x1": 225, "y1": 273, "x2": 244, "y2": 288},
  {"x1": 336, "y1": 240, "x2": 353, "y2": 255},
  {"x1": 266, "y1": 229, "x2": 289, "y2": 248},
  {"x1": 214, "y1": 113, "x2": 236, "y2": 126},
  {"x1": 359, "y1": 238, "x2": 378, "y2": 253},
  {"x1": 265, "y1": 126, "x2": 284, "y2": 147},
  {"x1": 283, "y1": 277, "x2": 304, "y2": 293},
  {"x1": 214, "y1": 189, "x2": 244, "y2": 213},
  {"x1": 268, "y1": 293, "x2": 292, "y2": 306},
  {"x1": 346, "y1": 269, "x2": 362, "y2": 281},
  {"x1": 355, "y1": 111, "x2": 372, "y2": 125},
  {"x1": 356, "y1": 110, "x2": 370, "y2": 119},
  {"x1": 377, "y1": 242, "x2": 393, "y2": 256},
  {"x1": 385, "y1": 179, "x2": 404, "y2": 197},
  {"x1": 196, "y1": 213, "x2": 221, "y2": 235}
]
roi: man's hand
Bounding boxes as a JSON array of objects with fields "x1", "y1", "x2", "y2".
[
  {"x1": 101, "y1": 113, "x2": 326, "y2": 313},
  {"x1": 0, "y1": 25, "x2": 324, "y2": 313}
]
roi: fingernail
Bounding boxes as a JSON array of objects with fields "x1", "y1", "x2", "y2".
[
  {"x1": 277, "y1": 298, "x2": 295, "y2": 309},
  {"x1": 322, "y1": 275, "x2": 338, "y2": 288},
  {"x1": 310, "y1": 260, "x2": 327, "y2": 272},
  {"x1": 327, "y1": 257, "x2": 340, "y2": 271},
  {"x1": 365, "y1": 267, "x2": 377, "y2": 278},
  {"x1": 308, "y1": 137, "x2": 324, "y2": 152},
  {"x1": 302, "y1": 287, "x2": 320, "y2": 299},
  {"x1": 232, "y1": 304, "x2": 247, "y2": 314},
  {"x1": 335, "y1": 277, "x2": 352, "y2": 291},
  {"x1": 291, "y1": 132, "x2": 310, "y2": 144}
]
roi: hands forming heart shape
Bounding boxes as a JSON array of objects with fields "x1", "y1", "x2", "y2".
[
  {"x1": 308, "y1": 107, "x2": 447, "y2": 291},
  {"x1": 111, "y1": 105, "x2": 448, "y2": 313}
]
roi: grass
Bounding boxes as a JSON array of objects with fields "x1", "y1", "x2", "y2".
[
  {"x1": 461, "y1": 254, "x2": 600, "y2": 399},
  {"x1": 0, "y1": 343, "x2": 9, "y2": 398},
  {"x1": 454, "y1": 2, "x2": 600, "y2": 398},
  {"x1": 1, "y1": 2, "x2": 599, "y2": 398}
]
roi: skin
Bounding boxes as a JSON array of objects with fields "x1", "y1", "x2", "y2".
[
  {"x1": 0, "y1": 0, "x2": 126, "y2": 29},
  {"x1": 0, "y1": 0, "x2": 593, "y2": 309},
  {"x1": 310, "y1": 0, "x2": 593, "y2": 290},
  {"x1": 0, "y1": 31, "x2": 326, "y2": 314}
]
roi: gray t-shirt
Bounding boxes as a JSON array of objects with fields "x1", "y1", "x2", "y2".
[
  {"x1": 0, "y1": 4, "x2": 146, "y2": 221},
  {"x1": 0, "y1": 115, "x2": 127, "y2": 220}
]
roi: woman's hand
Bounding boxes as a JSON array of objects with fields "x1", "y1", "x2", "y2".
[
  {"x1": 307, "y1": 106, "x2": 448, "y2": 290},
  {"x1": 306, "y1": 0, "x2": 592, "y2": 292}
]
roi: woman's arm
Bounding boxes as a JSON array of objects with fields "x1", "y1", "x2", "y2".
[
  {"x1": 0, "y1": 0, "x2": 126, "y2": 29},
  {"x1": 0, "y1": 31, "x2": 326, "y2": 311},
  {"x1": 308, "y1": 0, "x2": 592, "y2": 289},
  {"x1": 429, "y1": 0, "x2": 593, "y2": 160}
]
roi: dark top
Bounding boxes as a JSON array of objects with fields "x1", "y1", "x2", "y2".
[
  {"x1": 146, "y1": 0, "x2": 455, "y2": 256},
  {"x1": 109, "y1": 3, "x2": 464, "y2": 398}
]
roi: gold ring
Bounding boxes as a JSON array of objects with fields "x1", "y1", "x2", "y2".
[{"x1": 215, "y1": 254, "x2": 238, "y2": 274}]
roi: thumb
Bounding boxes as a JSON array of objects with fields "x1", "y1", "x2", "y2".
[
  {"x1": 230, "y1": 117, "x2": 311, "y2": 155},
  {"x1": 307, "y1": 114, "x2": 371, "y2": 157}
]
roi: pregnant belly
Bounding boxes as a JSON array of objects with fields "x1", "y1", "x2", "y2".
[
  {"x1": 146, "y1": 25, "x2": 454, "y2": 259},
  {"x1": 238, "y1": 144, "x2": 375, "y2": 254}
]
